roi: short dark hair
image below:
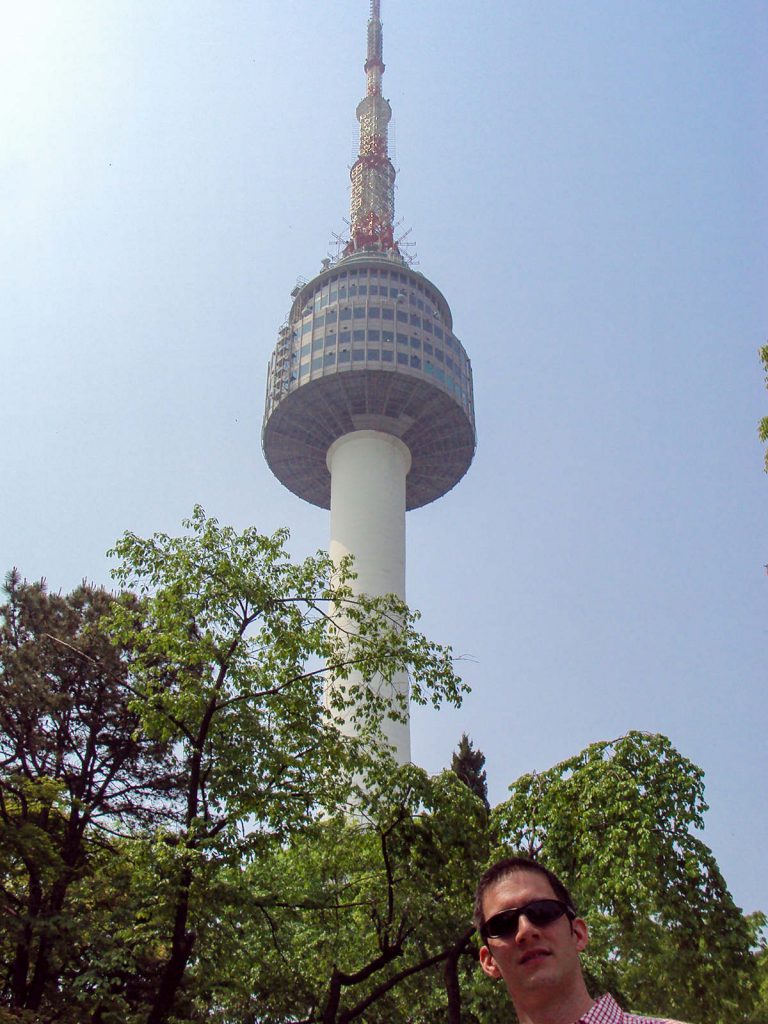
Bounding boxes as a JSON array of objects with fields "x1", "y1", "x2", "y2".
[{"x1": 472, "y1": 856, "x2": 577, "y2": 933}]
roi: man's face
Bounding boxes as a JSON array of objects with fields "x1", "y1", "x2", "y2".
[{"x1": 478, "y1": 870, "x2": 588, "y2": 1009}]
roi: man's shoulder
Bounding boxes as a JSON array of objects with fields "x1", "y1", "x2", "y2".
[{"x1": 584, "y1": 993, "x2": 692, "y2": 1024}]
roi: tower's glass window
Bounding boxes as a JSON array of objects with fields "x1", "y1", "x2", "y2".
[
  {"x1": 352, "y1": 350, "x2": 365, "y2": 362},
  {"x1": 312, "y1": 357, "x2": 322, "y2": 371},
  {"x1": 368, "y1": 349, "x2": 380, "y2": 360},
  {"x1": 410, "y1": 355, "x2": 421, "y2": 369},
  {"x1": 397, "y1": 311, "x2": 408, "y2": 323},
  {"x1": 338, "y1": 350, "x2": 350, "y2": 363},
  {"x1": 410, "y1": 314, "x2": 421, "y2": 327},
  {"x1": 368, "y1": 307, "x2": 380, "y2": 319},
  {"x1": 301, "y1": 322, "x2": 312, "y2": 335},
  {"x1": 368, "y1": 330, "x2": 380, "y2": 341},
  {"x1": 410, "y1": 337, "x2": 420, "y2": 349},
  {"x1": 381, "y1": 350, "x2": 393, "y2": 362},
  {"x1": 369, "y1": 285, "x2": 379, "y2": 295},
  {"x1": 300, "y1": 343, "x2": 310, "y2": 357},
  {"x1": 324, "y1": 351, "x2": 336, "y2": 365},
  {"x1": 358, "y1": 285, "x2": 367, "y2": 296},
  {"x1": 397, "y1": 333, "x2": 408, "y2": 345},
  {"x1": 435, "y1": 325, "x2": 444, "y2": 340},
  {"x1": 423, "y1": 342, "x2": 433, "y2": 355},
  {"x1": 326, "y1": 309, "x2": 337, "y2": 322},
  {"x1": 434, "y1": 348, "x2": 444, "y2": 363},
  {"x1": 382, "y1": 308, "x2": 394, "y2": 320},
  {"x1": 353, "y1": 306, "x2": 365, "y2": 319},
  {"x1": 382, "y1": 331, "x2": 394, "y2": 343},
  {"x1": 424, "y1": 319, "x2": 433, "y2": 334},
  {"x1": 397, "y1": 352, "x2": 408, "y2": 365},
  {"x1": 353, "y1": 330, "x2": 365, "y2": 342},
  {"x1": 340, "y1": 308, "x2": 351, "y2": 321},
  {"x1": 314, "y1": 314, "x2": 325, "y2": 327},
  {"x1": 338, "y1": 286, "x2": 347, "y2": 299}
]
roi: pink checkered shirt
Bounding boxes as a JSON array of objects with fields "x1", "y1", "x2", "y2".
[{"x1": 580, "y1": 993, "x2": 688, "y2": 1024}]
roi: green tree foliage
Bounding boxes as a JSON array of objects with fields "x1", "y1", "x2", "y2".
[
  {"x1": 103, "y1": 507, "x2": 465, "y2": 1023},
  {"x1": 760, "y1": 345, "x2": 768, "y2": 470},
  {"x1": 0, "y1": 570, "x2": 174, "y2": 1016},
  {"x1": 450, "y1": 733, "x2": 489, "y2": 810},
  {"x1": 203, "y1": 763, "x2": 487, "y2": 1024},
  {"x1": 492, "y1": 731, "x2": 761, "y2": 1024},
  {"x1": 753, "y1": 936, "x2": 768, "y2": 1024},
  {"x1": 2, "y1": 515, "x2": 763, "y2": 1023}
]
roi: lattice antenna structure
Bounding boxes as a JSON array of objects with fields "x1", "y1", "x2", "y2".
[{"x1": 344, "y1": 0, "x2": 398, "y2": 256}]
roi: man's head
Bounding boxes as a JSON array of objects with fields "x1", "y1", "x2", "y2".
[
  {"x1": 473, "y1": 857, "x2": 576, "y2": 934},
  {"x1": 475, "y1": 857, "x2": 591, "y2": 1019}
]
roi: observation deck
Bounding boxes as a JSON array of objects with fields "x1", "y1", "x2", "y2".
[{"x1": 262, "y1": 252, "x2": 476, "y2": 511}]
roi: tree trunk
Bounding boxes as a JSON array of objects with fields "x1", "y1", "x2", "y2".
[
  {"x1": 444, "y1": 944, "x2": 462, "y2": 1024},
  {"x1": 145, "y1": 864, "x2": 196, "y2": 1024}
]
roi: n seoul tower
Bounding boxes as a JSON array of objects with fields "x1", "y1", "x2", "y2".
[{"x1": 262, "y1": 0, "x2": 476, "y2": 763}]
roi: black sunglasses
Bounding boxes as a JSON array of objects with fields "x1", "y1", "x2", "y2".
[{"x1": 481, "y1": 899, "x2": 575, "y2": 940}]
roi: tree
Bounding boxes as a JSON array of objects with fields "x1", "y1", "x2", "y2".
[
  {"x1": 104, "y1": 507, "x2": 466, "y2": 1023},
  {"x1": 491, "y1": 731, "x2": 761, "y2": 1024},
  {"x1": 450, "y1": 733, "x2": 489, "y2": 810},
  {"x1": 203, "y1": 763, "x2": 487, "y2": 1024},
  {"x1": 0, "y1": 570, "x2": 174, "y2": 1015},
  {"x1": 3, "y1": 523, "x2": 762, "y2": 1023},
  {"x1": 760, "y1": 345, "x2": 768, "y2": 470}
]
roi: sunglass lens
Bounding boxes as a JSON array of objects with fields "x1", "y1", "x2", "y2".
[
  {"x1": 525, "y1": 900, "x2": 565, "y2": 926},
  {"x1": 488, "y1": 910, "x2": 520, "y2": 938}
]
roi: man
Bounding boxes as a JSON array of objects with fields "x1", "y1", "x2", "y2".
[{"x1": 475, "y1": 856, "x2": 687, "y2": 1024}]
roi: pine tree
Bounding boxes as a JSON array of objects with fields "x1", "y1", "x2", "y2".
[{"x1": 450, "y1": 732, "x2": 489, "y2": 809}]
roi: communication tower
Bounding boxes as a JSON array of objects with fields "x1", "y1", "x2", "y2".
[{"x1": 262, "y1": 0, "x2": 476, "y2": 762}]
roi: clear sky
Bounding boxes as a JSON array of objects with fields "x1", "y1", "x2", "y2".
[{"x1": 2, "y1": 1, "x2": 766, "y2": 916}]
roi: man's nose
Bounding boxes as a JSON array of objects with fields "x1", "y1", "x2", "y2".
[{"x1": 515, "y1": 912, "x2": 540, "y2": 942}]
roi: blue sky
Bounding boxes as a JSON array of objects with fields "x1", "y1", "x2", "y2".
[{"x1": 2, "y1": 1, "x2": 766, "y2": 916}]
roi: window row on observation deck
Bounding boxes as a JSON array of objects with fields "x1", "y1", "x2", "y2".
[
  {"x1": 290, "y1": 300, "x2": 470, "y2": 384},
  {"x1": 297, "y1": 265, "x2": 448, "y2": 324},
  {"x1": 268, "y1": 331, "x2": 474, "y2": 421},
  {"x1": 270, "y1": 336, "x2": 472, "y2": 408}
]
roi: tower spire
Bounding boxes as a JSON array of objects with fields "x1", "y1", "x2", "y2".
[{"x1": 345, "y1": 0, "x2": 398, "y2": 255}]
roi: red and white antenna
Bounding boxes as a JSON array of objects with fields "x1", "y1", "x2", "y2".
[{"x1": 344, "y1": 0, "x2": 399, "y2": 255}]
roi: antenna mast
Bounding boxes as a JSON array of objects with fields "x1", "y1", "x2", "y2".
[{"x1": 345, "y1": 0, "x2": 398, "y2": 255}]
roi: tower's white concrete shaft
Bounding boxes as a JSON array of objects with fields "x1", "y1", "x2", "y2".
[
  {"x1": 328, "y1": 430, "x2": 411, "y2": 760},
  {"x1": 262, "y1": 1, "x2": 476, "y2": 764}
]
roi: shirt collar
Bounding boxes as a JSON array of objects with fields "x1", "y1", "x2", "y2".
[{"x1": 579, "y1": 993, "x2": 623, "y2": 1024}]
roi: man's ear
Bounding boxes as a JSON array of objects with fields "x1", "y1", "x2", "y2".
[
  {"x1": 572, "y1": 917, "x2": 589, "y2": 953},
  {"x1": 479, "y1": 943, "x2": 501, "y2": 979}
]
